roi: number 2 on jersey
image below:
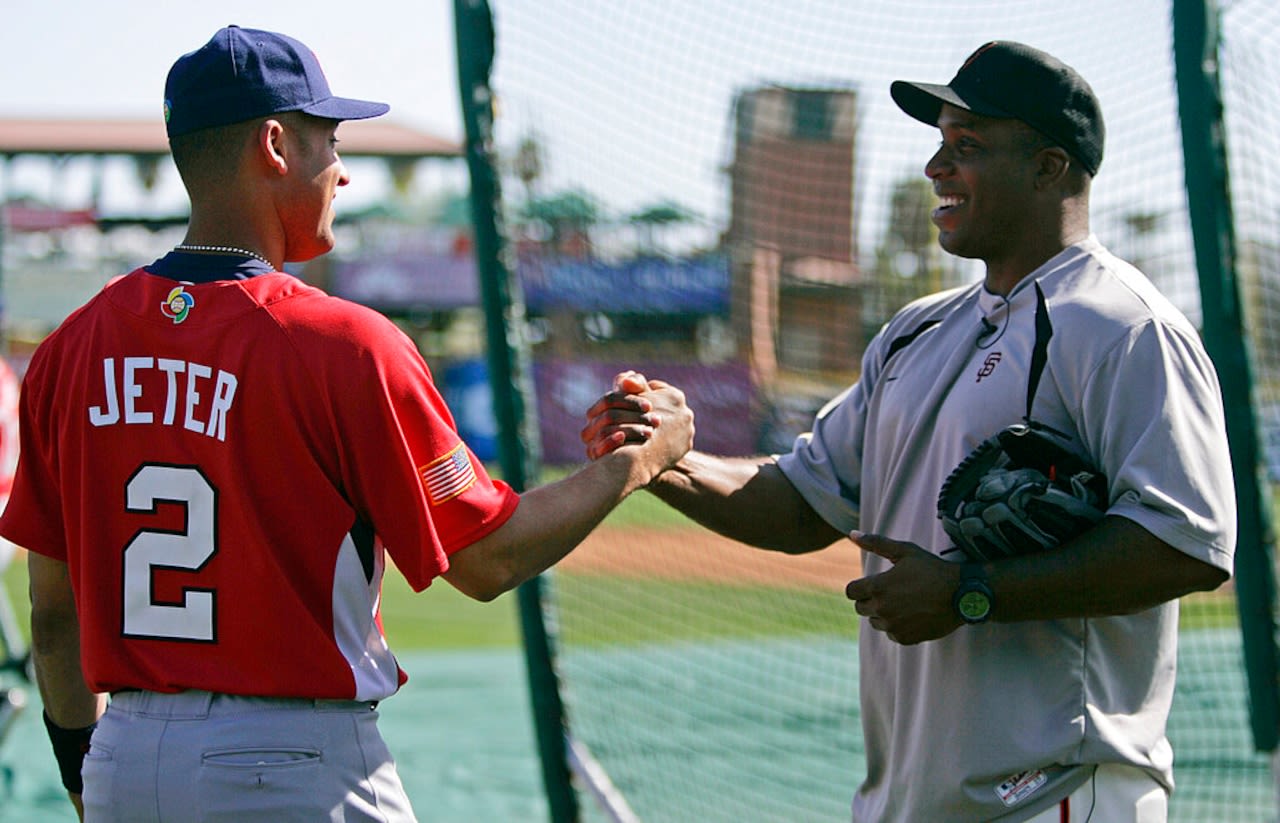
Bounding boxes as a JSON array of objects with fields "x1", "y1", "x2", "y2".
[{"x1": 122, "y1": 464, "x2": 217, "y2": 642}]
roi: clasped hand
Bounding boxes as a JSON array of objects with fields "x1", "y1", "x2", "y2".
[
  {"x1": 580, "y1": 371, "x2": 689, "y2": 461},
  {"x1": 580, "y1": 371, "x2": 694, "y2": 474}
]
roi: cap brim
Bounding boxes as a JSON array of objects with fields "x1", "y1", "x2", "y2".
[
  {"x1": 890, "y1": 80, "x2": 1012, "y2": 126},
  {"x1": 302, "y1": 96, "x2": 390, "y2": 122}
]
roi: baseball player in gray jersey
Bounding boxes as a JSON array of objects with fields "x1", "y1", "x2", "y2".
[{"x1": 583, "y1": 41, "x2": 1234, "y2": 822}]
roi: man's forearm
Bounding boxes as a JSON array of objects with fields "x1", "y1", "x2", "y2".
[
  {"x1": 986, "y1": 516, "x2": 1229, "y2": 622},
  {"x1": 28, "y1": 551, "x2": 103, "y2": 813},
  {"x1": 444, "y1": 429, "x2": 692, "y2": 601},
  {"x1": 28, "y1": 553, "x2": 103, "y2": 728},
  {"x1": 649, "y1": 451, "x2": 842, "y2": 553},
  {"x1": 31, "y1": 616, "x2": 103, "y2": 728},
  {"x1": 846, "y1": 516, "x2": 1229, "y2": 646}
]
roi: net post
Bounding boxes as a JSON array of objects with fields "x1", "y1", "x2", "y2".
[
  {"x1": 453, "y1": 2, "x2": 579, "y2": 821},
  {"x1": 1173, "y1": 0, "x2": 1280, "y2": 753}
]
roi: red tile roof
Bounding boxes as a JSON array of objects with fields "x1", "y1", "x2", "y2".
[{"x1": 0, "y1": 117, "x2": 460, "y2": 158}]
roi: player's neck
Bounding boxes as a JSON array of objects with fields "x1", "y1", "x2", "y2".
[
  {"x1": 181, "y1": 212, "x2": 280, "y2": 269},
  {"x1": 982, "y1": 223, "x2": 1088, "y2": 296}
]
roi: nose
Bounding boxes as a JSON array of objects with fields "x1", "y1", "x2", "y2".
[
  {"x1": 336, "y1": 159, "x2": 351, "y2": 188},
  {"x1": 925, "y1": 145, "x2": 950, "y2": 180}
]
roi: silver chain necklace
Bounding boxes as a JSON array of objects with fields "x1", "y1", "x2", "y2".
[{"x1": 173, "y1": 244, "x2": 273, "y2": 269}]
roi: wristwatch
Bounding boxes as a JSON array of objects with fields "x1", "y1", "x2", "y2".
[{"x1": 953, "y1": 563, "x2": 993, "y2": 624}]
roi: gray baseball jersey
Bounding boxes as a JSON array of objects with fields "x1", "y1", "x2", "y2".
[{"x1": 777, "y1": 236, "x2": 1235, "y2": 822}]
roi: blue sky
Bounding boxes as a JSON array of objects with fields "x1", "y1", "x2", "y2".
[
  {"x1": 1, "y1": 2, "x2": 460, "y2": 135},
  {"x1": 484, "y1": 0, "x2": 1188, "y2": 259},
  {"x1": 4, "y1": 0, "x2": 1268, "y2": 302},
  {"x1": 0, "y1": 1, "x2": 463, "y2": 212},
  {"x1": 2, "y1": 0, "x2": 1177, "y2": 218}
]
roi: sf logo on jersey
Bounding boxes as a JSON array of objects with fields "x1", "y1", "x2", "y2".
[
  {"x1": 162, "y1": 285, "x2": 197, "y2": 324},
  {"x1": 976, "y1": 352, "x2": 1002, "y2": 382}
]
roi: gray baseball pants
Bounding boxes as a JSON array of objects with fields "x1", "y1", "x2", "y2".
[{"x1": 81, "y1": 689, "x2": 417, "y2": 822}]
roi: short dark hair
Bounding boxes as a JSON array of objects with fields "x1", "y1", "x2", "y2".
[
  {"x1": 1012, "y1": 121, "x2": 1089, "y2": 193},
  {"x1": 169, "y1": 119, "x2": 260, "y2": 190},
  {"x1": 1012, "y1": 122, "x2": 1055, "y2": 156}
]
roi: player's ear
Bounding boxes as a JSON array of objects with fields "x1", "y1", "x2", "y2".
[
  {"x1": 1033, "y1": 146, "x2": 1071, "y2": 190},
  {"x1": 259, "y1": 118, "x2": 290, "y2": 176}
]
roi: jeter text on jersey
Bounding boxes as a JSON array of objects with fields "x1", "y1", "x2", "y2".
[{"x1": 88, "y1": 357, "x2": 237, "y2": 441}]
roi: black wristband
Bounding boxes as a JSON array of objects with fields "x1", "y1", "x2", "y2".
[{"x1": 42, "y1": 710, "x2": 96, "y2": 794}]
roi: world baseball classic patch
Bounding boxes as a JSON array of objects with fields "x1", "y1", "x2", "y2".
[
  {"x1": 420, "y1": 444, "x2": 477, "y2": 505},
  {"x1": 996, "y1": 769, "x2": 1047, "y2": 806}
]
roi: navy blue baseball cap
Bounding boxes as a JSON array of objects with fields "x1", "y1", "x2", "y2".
[
  {"x1": 164, "y1": 25, "x2": 390, "y2": 138},
  {"x1": 890, "y1": 41, "x2": 1104, "y2": 176}
]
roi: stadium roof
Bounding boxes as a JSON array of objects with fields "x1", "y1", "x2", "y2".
[{"x1": 0, "y1": 117, "x2": 461, "y2": 159}]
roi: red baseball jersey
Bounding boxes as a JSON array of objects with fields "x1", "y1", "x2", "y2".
[{"x1": 0, "y1": 266, "x2": 519, "y2": 700}]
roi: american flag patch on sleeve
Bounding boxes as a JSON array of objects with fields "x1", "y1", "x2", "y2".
[{"x1": 420, "y1": 444, "x2": 477, "y2": 505}]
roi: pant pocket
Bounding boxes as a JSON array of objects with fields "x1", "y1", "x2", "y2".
[
  {"x1": 201, "y1": 746, "x2": 321, "y2": 767},
  {"x1": 80, "y1": 740, "x2": 116, "y2": 823},
  {"x1": 197, "y1": 748, "x2": 325, "y2": 822}
]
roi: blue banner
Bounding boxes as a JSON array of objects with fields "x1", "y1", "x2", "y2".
[{"x1": 520, "y1": 255, "x2": 729, "y2": 314}]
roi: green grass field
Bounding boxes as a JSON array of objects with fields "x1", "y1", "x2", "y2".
[
  {"x1": 2, "y1": 553, "x2": 522, "y2": 653},
  {"x1": 380, "y1": 569, "x2": 522, "y2": 649},
  {"x1": 2, "y1": 559, "x2": 27, "y2": 643},
  {"x1": 552, "y1": 574, "x2": 856, "y2": 646},
  {"x1": 0, "y1": 485, "x2": 693, "y2": 654},
  {"x1": 0, "y1": 506, "x2": 1242, "y2": 658}
]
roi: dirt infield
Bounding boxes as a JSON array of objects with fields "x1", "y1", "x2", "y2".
[{"x1": 558, "y1": 524, "x2": 863, "y2": 593}]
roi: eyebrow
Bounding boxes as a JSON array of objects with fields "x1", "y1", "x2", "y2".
[
  {"x1": 937, "y1": 108, "x2": 987, "y2": 128},
  {"x1": 938, "y1": 118, "x2": 980, "y2": 136}
]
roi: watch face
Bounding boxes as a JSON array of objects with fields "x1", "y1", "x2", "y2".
[{"x1": 957, "y1": 589, "x2": 991, "y2": 622}]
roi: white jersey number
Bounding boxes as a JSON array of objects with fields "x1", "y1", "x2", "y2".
[{"x1": 122, "y1": 465, "x2": 217, "y2": 642}]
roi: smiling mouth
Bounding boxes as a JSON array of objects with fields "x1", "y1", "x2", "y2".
[{"x1": 933, "y1": 194, "x2": 965, "y2": 221}]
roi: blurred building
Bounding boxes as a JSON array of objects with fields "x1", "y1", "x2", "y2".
[{"x1": 725, "y1": 85, "x2": 862, "y2": 385}]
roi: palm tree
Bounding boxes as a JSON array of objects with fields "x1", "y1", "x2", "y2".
[{"x1": 628, "y1": 200, "x2": 696, "y2": 257}]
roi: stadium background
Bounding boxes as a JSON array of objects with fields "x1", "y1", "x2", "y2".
[{"x1": 1, "y1": 0, "x2": 1279, "y2": 820}]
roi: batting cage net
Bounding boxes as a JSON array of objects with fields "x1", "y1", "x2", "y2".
[{"x1": 476, "y1": 1, "x2": 1280, "y2": 820}]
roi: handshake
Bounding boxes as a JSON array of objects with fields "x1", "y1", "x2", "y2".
[{"x1": 578, "y1": 371, "x2": 694, "y2": 472}]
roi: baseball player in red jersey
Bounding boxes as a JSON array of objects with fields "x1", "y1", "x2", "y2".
[{"x1": 1, "y1": 25, "x2": 693, "y2": 822}]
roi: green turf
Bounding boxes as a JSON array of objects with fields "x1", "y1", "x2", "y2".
[
  {"x1": 533, "y1": 467, "x2": 698, "y2": 531},
  {"x1": 2, "y1": 559, "x2": 28, "y2": 641},
  {"x1": 1178, "y1": 590, "x2": 1241, "y2": 631},
  {"x1": 0, "y1": 552, "x2": 522, "y2": 652},
  {"x1": 2, "y1": 539, "x2": 1242, "y2": 655},
  {"x1": 380, "y1": 571, "x2": 522, "y2": 650},
  {"x1": 552, "y1": 573, "x2": 857, "y2": 646},
  {"x1": 597, "y1": 485, "x2": 698, "y2": 530}
]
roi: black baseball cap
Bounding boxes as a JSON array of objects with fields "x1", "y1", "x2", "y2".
[
  {"x1": 164, "y1": 25, "x2": 390, "y2": 138},
  {"x1": 890, "y1": 41, "x2": 1104, "y2": 176}
]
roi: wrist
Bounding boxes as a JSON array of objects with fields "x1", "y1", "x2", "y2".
[
  {"x1": 952, "y1": 562, "x2": 994, "y2": 624},
  {"x1": 594, "y1": 445, "x2": 660, "y2": 496},
  {"x1": 43, "y1": 710, "x2": 96, "y2": 794}
]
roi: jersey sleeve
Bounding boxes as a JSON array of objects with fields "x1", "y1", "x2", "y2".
[
  {"x1": 774, "y1": 291, "x2": 953, "y2": 536},
  {"x1": 1077, "y1": 319, "x2": 1236, "y2": 572},
  {"x1": 0, "y1": 343, "x2": 68, "y2": 560},
  {"x1": 775, "y1": 383, "x2": 865, "y2": 536},
  {"x1": 774, "y1": 322, "x2": 899, "y2": 535},
  {"x1": 310, "y1": 305, "x2": 519, "y2": 591}
]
